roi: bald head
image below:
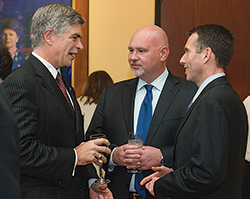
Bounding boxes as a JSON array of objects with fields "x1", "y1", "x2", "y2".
[
  {"x1": 131, "y1": 25, "x2": 169, "y2": 49},
  {"x1": 128, "y1": 25, "x2": 170, "y2": 83}
]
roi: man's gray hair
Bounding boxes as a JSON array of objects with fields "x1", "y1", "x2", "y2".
[{"x1": 30, "y1": 4, "x2": 85, "y2": 49}]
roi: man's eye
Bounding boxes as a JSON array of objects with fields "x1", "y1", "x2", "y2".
[{"x1": 129, "y1": 49, "x2": 134, "y2": 53}]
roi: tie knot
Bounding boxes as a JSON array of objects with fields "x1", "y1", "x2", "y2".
[{"x1": 144, "y1": 84, "x2": 153, "y2": 92}]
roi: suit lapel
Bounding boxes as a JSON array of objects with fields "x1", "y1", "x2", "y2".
[
  {"x1": 145, "y1": 73, "x2": 180, "y2": 145},
  {"x1": 122, "y1": 78, "x2": 138, "y2": 134},
  {"x1": 64, "y1": 79, "x2": 84, "y2": 143},
  {"x1": 28, "y1": 55, "x2": 75, "y2": 120},
  {"x1": 174, "y1": 76, "x2": 230, "y2": 143}
]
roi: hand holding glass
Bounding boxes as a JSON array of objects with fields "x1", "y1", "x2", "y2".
[
  {"x1": 89, "y1": 133, "x2": 111, "y2": 185},
  {"x1": 127, "y1": 131, "x2": 143, "y2": 173}
]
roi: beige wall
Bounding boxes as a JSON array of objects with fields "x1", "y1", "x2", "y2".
[{"x1": 89, "y1": 0, "x2": 155, "y2": 83}]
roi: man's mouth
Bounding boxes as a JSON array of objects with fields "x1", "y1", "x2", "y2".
[
  {"x1": 130, "y1": 61, "x2": 142, "y2": 67},
  {"x1": 69, "y1": 53, "x2": 75, "y2": 59}
]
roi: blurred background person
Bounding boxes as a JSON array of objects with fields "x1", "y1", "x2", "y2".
[
  {"x1": 1, "y1": 17, "x2": 28, "y2": 71},
  {"x1": 0, "y1": 44, "x2": 13, "y2": 83},
  {"x1": 242, "y1": 95, "x2": 250, "y2": 199},
  {"x1": 77, "y1": 70, "x2": 114, "y2": 131}
]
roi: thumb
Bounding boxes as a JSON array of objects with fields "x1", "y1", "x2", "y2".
[
  {"x1": 99, "y1": 184, "x2": 108, "y2": 190},
  {"x1": 99, "y1": 195, "x2": 104, "y2": 199}
]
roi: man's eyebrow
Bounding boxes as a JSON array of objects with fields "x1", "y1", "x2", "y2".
[
  {"x1": 128, "y1": 46, "x2": 147, "y2": 50},
  {"x1": 71, "y1": 33, "x2": 82, "y2": 38}
]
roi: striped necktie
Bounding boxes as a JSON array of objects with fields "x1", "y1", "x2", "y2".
[{"x1": 56, "y1": 72, "x2": 74, "y2": 113}]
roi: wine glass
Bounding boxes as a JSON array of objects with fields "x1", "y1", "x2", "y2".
[
  {"x1": 127, "y1": 131, "x2": 143, "y2": 173},
  {"x1": 89, "y1": 133, "x2": 111, "y2": 185}
]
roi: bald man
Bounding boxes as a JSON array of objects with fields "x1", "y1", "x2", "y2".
[{"x1": 86, "y1": 25, "x2": 197, "y2": 199}]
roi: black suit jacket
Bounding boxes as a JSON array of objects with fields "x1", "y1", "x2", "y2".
[
  {"x1": 155, "y1": 76, "x2": 248, "y2": 199},
  {"x1": 3, "y1": 55, "x2": 89, "y2": 199},
  {"x1": 86, "y1": 72, "x2": 197, "y2": 199},
  {"x1": 0, "y1": 85, "x2": 20, "y2": 199}
]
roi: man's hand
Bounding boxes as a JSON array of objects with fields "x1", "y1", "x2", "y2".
[
  {"x1": 75, "y1": 139, "x2": 111, "y2": 166},
  {"x1": 112, "y1": 144, "x2": 140, "y2": 167},
  {"x1": 89, "y1": 184, "x2": 113, "y2": 199},
  {"x1": 140, "y1": 166, "x2": 173, "y2": 197},
  {"x1": 125, "y1": 146, "x2": 162, "y2": 170}
]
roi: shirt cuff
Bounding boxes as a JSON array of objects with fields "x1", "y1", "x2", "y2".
[
  {"x1": 72, "y1": 148, "x2": 78, "y2": 176},
  {"x1": 109, "y1": 147, "x2": 118, "y2": 166},
  {"x1": 108, "y1": 147, "x2": 117, "y2": 172},
  {"x1": 88, "y1": 178, "x2": 97, "y2": 188}
]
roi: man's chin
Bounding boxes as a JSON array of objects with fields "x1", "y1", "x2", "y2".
[{"x1": 132, "y1": 70, "x2": 145, "y2": 78}]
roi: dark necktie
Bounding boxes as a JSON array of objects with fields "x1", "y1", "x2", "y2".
[
  {"x1": 56, "y1": 72, "x2": 74, "y2": 113},
  {"x1": 135, "y1": 84, "x2": 153, "y2": 199}
]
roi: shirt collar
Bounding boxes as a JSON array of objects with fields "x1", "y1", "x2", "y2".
[
  {"x1": 137, "y1": 67, "x2": 169, "y2": 91},
  {"x1": 192, "y1": 73, "x2": 225, "y2": 102},
  {"x1": 32, "y1": 52, "x2": 59, "y2": 79}
]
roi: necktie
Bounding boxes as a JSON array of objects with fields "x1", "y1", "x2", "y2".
[
  {"x1": 56, "y1": 73, "x2": 74, "y2": 113},
  {"x1": 135, "y1": 84, "x2": 153, "y2": 199},
  {"x1": 186, "y1": 98, "x2": 194, "y2": 113}
]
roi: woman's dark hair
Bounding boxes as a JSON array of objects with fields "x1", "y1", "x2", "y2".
[
  {"x1": 79, "y1": 70, "x2": 114, "y2": 105},
  {"x1": 0, "y1": 44, "x2": 13, "y2": 80}
]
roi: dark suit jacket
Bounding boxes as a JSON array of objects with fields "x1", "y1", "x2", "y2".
[
  {"x1": 155, "y1": 76, "x2": 248, "y2": 199},
  {"x1": 0, "y1": 85, "x2": 20, "y2": 199},
  {"x1": 3, "y1": 55, "x2": 89, "y2": 199},
  {"x1": 86, "y1": 72, "x2": 197, "y2": 199}
]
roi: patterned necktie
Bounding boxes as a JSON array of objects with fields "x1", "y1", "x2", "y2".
[
  {"x1": 135, "y1": 84, "x2": 153, "y2": 199},
  {"x1": 56, "y1": 72, "x2": 74, "y2": 113}
]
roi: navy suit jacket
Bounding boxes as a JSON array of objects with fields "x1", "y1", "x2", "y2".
[
  {"x1": 3, "y1": 55, "x2": 89, "y2": 199},
  {"x1": 155, "y1": 76, "x2": 248, "y2": 199},
  {"x1": 86, "y1": 72, "x2": 197, "y2": 199}
]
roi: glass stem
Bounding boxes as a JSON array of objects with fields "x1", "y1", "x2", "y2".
[{"x1": 99, "y1": 163, "x2": 103, "y2": 179}]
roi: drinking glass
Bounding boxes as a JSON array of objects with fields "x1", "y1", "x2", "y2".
[
  {"x1": 89, "y1": 133, "x2": 111, "y2": 185},
  {"x1": 127, "y1": 131, "x2": 143, "y2": 174}
]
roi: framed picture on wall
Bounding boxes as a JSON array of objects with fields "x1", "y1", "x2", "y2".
[{"x1": 0, "y1": 0, "x2": 72, "y2": 82}]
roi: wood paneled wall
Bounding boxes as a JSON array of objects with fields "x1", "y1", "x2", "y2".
[
  {"x1": 72, "y1": 0, "x2": 88, "y2": 97},
  {"x1": 160, "y1": 0, "x2": 250, "y2": 100}
]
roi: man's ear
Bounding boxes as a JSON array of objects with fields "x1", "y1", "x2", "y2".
[
  {"x1": 160, "y1": 46, "x2": 170, "y2": 61},
  {"x1": 203, "y1": 47, "x2": 212, "y2": 64},
  {"x1": 43, "y1": 29, "x2": 54, "y2": 46}
]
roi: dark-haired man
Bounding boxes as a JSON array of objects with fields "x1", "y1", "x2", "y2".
[{"x1": 141, "y1": 24, "x2": 248, "y2": 199}]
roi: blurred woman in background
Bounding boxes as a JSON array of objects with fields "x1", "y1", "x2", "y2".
[{"x1": 77, "y1": 70, "x2": 113, "y2": 131}]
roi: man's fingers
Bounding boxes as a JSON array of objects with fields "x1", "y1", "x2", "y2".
[{"x1": 140, "y1": 176, "x2": 151, "y2": 185}]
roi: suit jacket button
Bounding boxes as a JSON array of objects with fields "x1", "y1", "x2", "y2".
[{"x1": 79, "y1": 188, "x2": 84, "y2": 193}]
